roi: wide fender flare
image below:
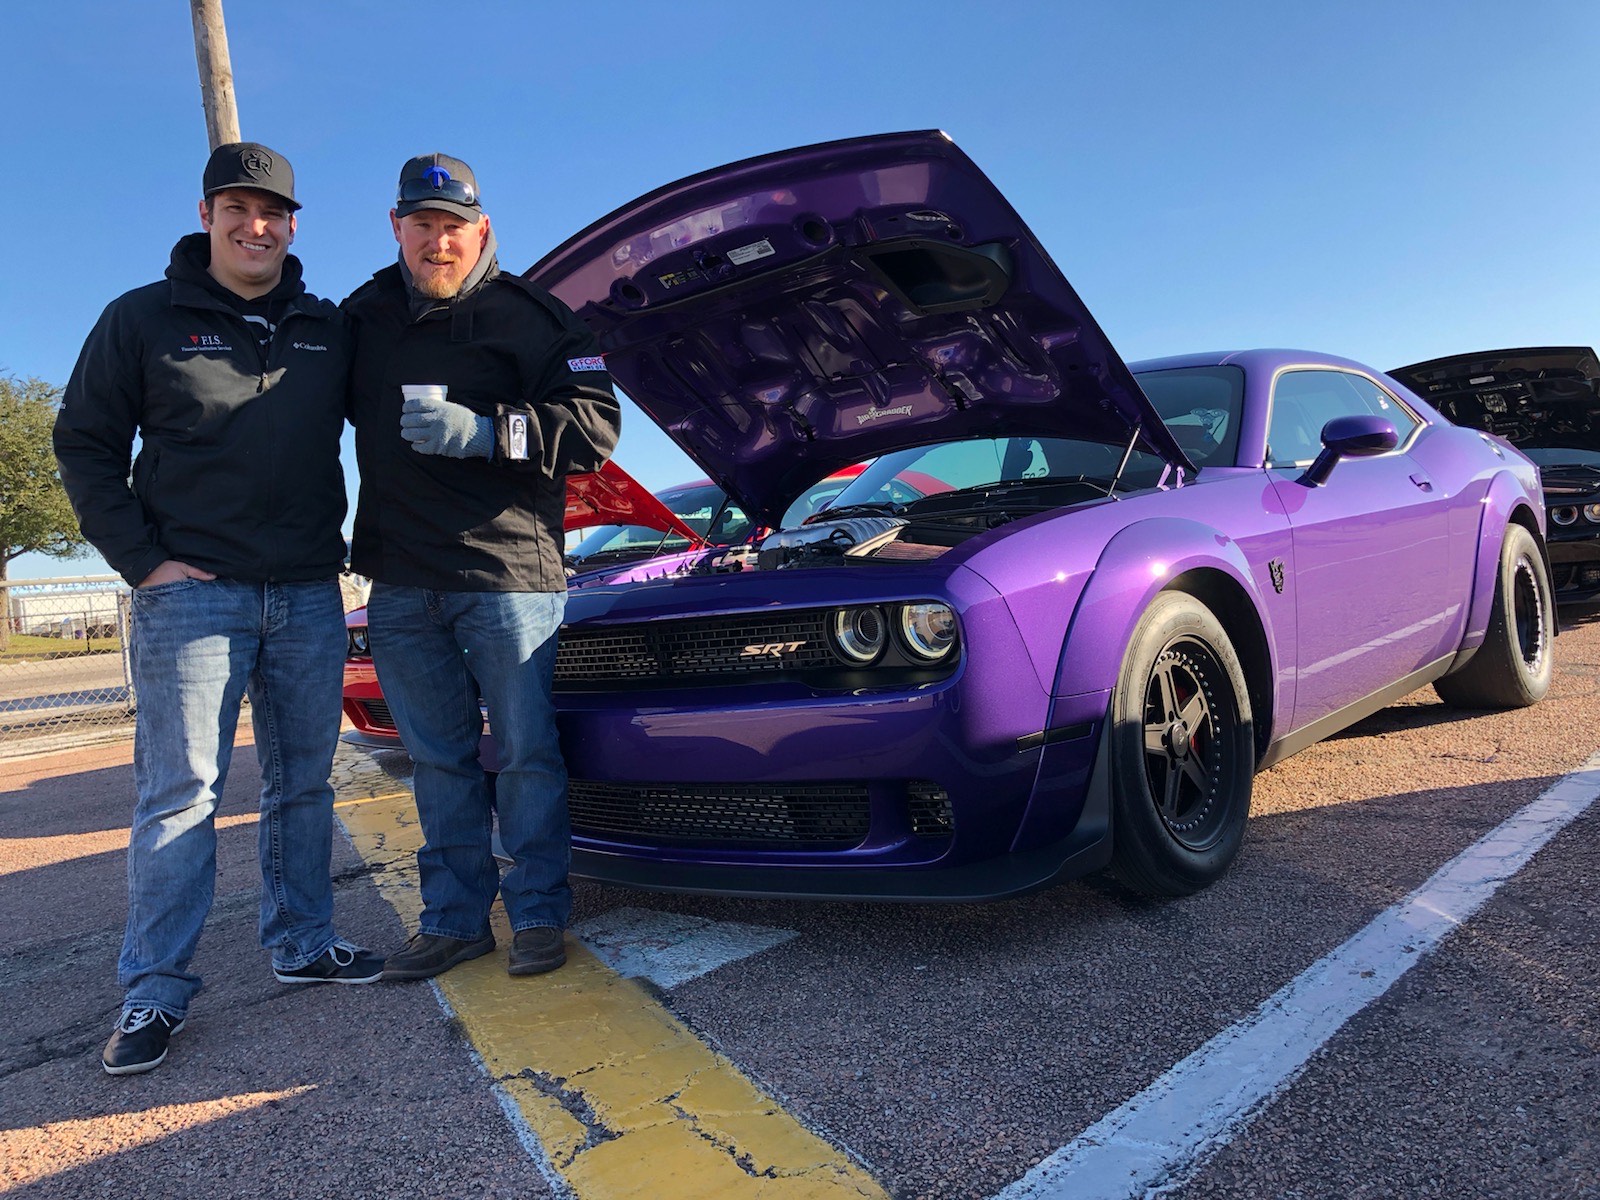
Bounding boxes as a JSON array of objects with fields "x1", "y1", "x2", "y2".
[
  {"x1": 1051, "y1": 516, "x2": 1274, "y2": 700},
  {"x1": 1460, "y1": 470, "x2": 1547, "y2": 650}
]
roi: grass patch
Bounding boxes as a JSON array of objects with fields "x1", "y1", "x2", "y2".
[{"x1": 0, "y1": 634, "x2": 124, "y2": 662}]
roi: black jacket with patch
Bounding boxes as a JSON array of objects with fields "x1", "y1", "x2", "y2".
[
  {"x1": 54, "y1": 234, "x2": 350, "y2": 587},
  {"x1": 344, "y1": 263, "x2": 621, "y2": 592}
]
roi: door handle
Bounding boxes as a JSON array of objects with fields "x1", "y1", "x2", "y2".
[{"x1": 1409, "y1": 472, "x2": 1434, "y2": 492}]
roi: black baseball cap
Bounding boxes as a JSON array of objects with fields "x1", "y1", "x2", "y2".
[
  {"x1": 394, "y1": 153, "x2": 482, "y2": 221},
  {"x1": 202, "y1": 141, "x2": 299, "y2": 210}
]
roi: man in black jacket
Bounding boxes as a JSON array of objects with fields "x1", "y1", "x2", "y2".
[
  {"x1": 346, "y1": 153, "x2": 620, "y2": 982},
  {"x1": 54, "y1": 142, "x2": 382, "y2": 1077}
]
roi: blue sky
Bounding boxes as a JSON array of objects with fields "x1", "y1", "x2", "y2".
[{"x1": 5, "y1": 0, "x2": 1596, "y2": 578}]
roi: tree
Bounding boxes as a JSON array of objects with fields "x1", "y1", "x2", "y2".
[{"x1": 0, "y1": 375, "x2": 90, "y2": 648}]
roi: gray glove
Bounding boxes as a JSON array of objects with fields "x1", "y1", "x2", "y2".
[{"x1": 400, "y1": 394, "x2": 494, "y2": 459}]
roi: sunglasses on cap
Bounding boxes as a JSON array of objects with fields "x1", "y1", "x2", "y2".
[{"x1": 396, "y1": 173, "x2": 478, "y2": 207}]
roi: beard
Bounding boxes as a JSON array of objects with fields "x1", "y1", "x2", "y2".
[{"x1": 414, "y1": 257, "x2": 468, "y2": 298}]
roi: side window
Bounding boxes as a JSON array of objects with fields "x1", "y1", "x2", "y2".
[{"x1": 1267, "y1": 370, "x2": 1418, "y2": 466}]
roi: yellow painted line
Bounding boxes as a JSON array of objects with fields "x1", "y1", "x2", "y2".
[{"x1": 331, "y1": 749, "x2": 885, "y2": 1200}]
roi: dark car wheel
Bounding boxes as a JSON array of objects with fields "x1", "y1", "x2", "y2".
[
  {"x1": 1108, "y1": 591, "x2": 1255, "y2": 897},
  {"x1": 1435, "y1": 523, "x2": 1553, "y2": 710}
]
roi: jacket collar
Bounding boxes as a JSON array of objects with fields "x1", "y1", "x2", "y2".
[
  {"x1": 164, "y1": 232, "x2": 322, "y2": 319},
  {"x1": 395, "y1": 227, "x2": 502, "y2": 321}
]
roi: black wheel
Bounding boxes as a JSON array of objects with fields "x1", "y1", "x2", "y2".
[
  {"x1": 1436, "y1": 523, "x2": 1553, "y2": 709},
  {"x1": 1108, "y1": 592, "x2": 1255, "y2": 897}
]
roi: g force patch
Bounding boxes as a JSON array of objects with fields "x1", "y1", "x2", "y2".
[{"x1": 567, "y1": 356, "x2": 606, "y2": 372}]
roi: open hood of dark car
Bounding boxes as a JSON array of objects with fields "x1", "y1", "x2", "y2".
[
  {"x1": 528, "y1": 131, "x2": 1191, "y2": 525},
  {"x1": 1390, "y1": 347, "x2": 1600, "y2": 454},
  {"x1": 564, "y1": 460, "x2": 701, "y2": 541}
]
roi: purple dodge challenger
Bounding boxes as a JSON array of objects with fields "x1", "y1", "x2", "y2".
[{"x1": 527, "y1": 131, "x2": 1554, "y2": 901}]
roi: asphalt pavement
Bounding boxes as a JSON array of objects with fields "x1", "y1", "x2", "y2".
[{"x1": 3, "y1": 610, "x2": 1597, "y2": 1199}]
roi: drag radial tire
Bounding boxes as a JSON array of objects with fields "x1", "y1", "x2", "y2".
[
  {"x1": 1435, "y1": 523, "x2": 1554, "y2": 710},
  {"x1": 1108, "y1": 591, "x2": 1255, "y2": 897}
]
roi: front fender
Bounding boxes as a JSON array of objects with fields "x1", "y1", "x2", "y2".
[
  {"x1": 1052, "y1": 517, "x2": 1274, "y2": 700},
  {"x1": 1459, "y1": 469, "x2": 1547, "y2": 652}
]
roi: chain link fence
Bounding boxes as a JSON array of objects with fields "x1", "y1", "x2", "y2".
[{"x1": 1, "y1": 575, "x2": 135, "y2": 755}]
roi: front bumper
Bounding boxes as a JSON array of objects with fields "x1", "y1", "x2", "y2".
[{"x1": 1546, "y1": 537, "x2": 1600, "y2": 601}]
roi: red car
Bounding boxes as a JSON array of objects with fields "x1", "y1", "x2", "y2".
[
  {"x1": 340, "y1": 462, "x2": 888, "y2": 757},
  {"x1": 340, "y1": 460, "x2": 699, "y2": 756}
]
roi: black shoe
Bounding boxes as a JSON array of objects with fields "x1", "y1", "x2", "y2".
[
  {"x1": 274, "y1": 941, "x2": 385, "y2": 985},
  {"x1": 508, "y1": 926, "x2": 567, "y2": 976},
  {"x1": 102, "y1": 1008, "x2": 185, "y2": 1076},
  {"x1": 382, "y1": 931, "x2": 495, "y2": 981}
]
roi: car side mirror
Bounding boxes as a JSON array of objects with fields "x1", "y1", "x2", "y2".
[{"x1": 1299, "y1": 415, "x2": 1399, "y2": 486}]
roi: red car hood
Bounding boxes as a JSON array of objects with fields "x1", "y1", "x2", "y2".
[
  {"x1": 346, "y1": 459, "x2": 697, "y2": 630},
  {"x1": 564, "y1": 460, "x2": 701, "y2": 541}
]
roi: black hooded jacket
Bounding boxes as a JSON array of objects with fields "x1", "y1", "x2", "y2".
[
  {"x1": 343, "y1": 256, "x2": 621, "y2": 592},
  {"x1": 54, "y1": 234, "x2": 350, "y2": 587}
]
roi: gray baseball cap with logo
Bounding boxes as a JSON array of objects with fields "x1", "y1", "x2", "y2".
[{"x1": 394, "y1": 153, "x2": 482, "y2": 222}]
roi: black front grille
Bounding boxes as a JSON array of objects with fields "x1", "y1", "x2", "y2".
[
  {"x1": 907, "y1": 783, "x2": 953, "y2": 837},
  {"x1": 568, "y1": 780, "x2": 871, "y2": 849},
  {"x1": 360, "y1": 699, "x2": 396, "y2": 730},
  {"x1": 556, "y1": 611, "x2": 836, "y2": 686}
]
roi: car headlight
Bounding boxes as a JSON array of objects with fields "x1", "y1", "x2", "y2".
[
  {"x1": 1583, "y1": 504, "x2": 1600, "y2": 523},
  {"x1": 347, "y1": 626, "x2": 369, "y2": 656},
  {"x1": 896, "y1": 602, "x2": 957, "y2": 661},
  {"x1": 830, "y1": 606, "x2": 886, "y2": 664},
  {"x1": 1552, "y1": 506, "x2": 1579, "y2": 526}
]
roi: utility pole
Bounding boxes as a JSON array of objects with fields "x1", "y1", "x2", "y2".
[{"x1": 188, "y1": 0, "x2": 241, "y2": 150}]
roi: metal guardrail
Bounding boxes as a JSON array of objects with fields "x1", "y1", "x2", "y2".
[{"x1": 1, "y1": 574, "x2": 135, "y2": 754}]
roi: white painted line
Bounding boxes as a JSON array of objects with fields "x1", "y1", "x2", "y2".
[
  {"x1": 996, "y1": 750, "x2": 1600, "y2": 1200},
  {"x1": 572, "y1": 906, "x2": 798, "y2": 989}
]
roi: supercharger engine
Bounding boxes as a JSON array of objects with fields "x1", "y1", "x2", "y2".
[{"x1": 756, "y1": 516, "x2": 908, "y2": 569}]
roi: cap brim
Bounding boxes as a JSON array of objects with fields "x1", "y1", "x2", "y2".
[
  {"x1": 205, "y1": 183, "x2": 302, "y2": 211},
  {"x1": 394, "y1": 198, "x2": 482, "y2": 222}
]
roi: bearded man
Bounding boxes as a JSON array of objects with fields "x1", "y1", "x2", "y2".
[{"x1": 344, "y1": 154, "x2": 621, "y2": 981}]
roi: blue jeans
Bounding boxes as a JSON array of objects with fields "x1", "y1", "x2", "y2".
[
  {"x1": 122, "y1": 577, "x2": 346, "y2": 1020},
  {"x1": 366, "y1": 583, "x2": 570, "y2": 937}
]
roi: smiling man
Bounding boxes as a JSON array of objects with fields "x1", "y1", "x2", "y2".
[
  {"x1": 344, "y1": 153, "x2": 620, "y2": 983},
  {"x1": 54, "y1": 141, "x2": 381, "y2": 1078}
]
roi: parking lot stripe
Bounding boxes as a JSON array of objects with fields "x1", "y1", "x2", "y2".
[
  {"x1": 331, "y1": 751, "x2": 884, "y2": 1200},
  {"x1": 573, "y1": 906, "x2": 799, "y2": 989},
  {"x1": 994, "y1": 749, "x2": 1600, "y2": 1200}
]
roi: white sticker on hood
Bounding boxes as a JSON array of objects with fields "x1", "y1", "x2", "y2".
[
  {"x1": 856, "y1": 404, "x2": 914, "y2": 426},
  {"x1": 728, "y1": 239, "x2": 775, "y2": 265}
]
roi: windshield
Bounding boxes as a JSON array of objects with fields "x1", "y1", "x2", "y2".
[
  {"x1": 823, "y1": 366, "x2": 1245, "y2": 513},
  {"x1": 568, "y1": 482, "x2": 753, "y2": 559},
  {"x1": 1134, "y1": 365, "x2": 1243, "y2": 467}
]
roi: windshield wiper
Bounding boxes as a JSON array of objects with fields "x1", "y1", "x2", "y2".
[{"x1": 801, "y1": 501, "x2": 904, "y2": 525}]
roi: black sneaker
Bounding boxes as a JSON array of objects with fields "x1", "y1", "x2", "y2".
[
  {"x1": 274, "y1": 941, "x2": 385, "y2": 985},
  {"x1": 382, "y1": 931, "x2": 495, "y2": 981},
  {"x1": 102, "y1": 1008, "x2": 185, "y2": 1076},
  {"x1": 508, "y1": 926, "x2": 567, "y2": 976}
]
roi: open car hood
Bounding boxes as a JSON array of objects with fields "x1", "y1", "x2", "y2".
[
  {"x1": 564, "y1": 460, "x2": 700, "y2": 541},
  {"x1": 1390, "y1": 347, "x2": 1600, "y2": 454},
  {"x1": 528, "y1": 131, "x2": 1191, "y2": 525}
]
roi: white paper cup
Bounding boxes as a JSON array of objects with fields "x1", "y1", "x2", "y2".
[{"x1": 400, "y1": 384, "x2": 448, "y2": 404}]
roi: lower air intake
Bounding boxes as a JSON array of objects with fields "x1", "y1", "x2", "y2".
[{"x1": 568, "y1": 780, "x2": 871, "y2": 849}]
